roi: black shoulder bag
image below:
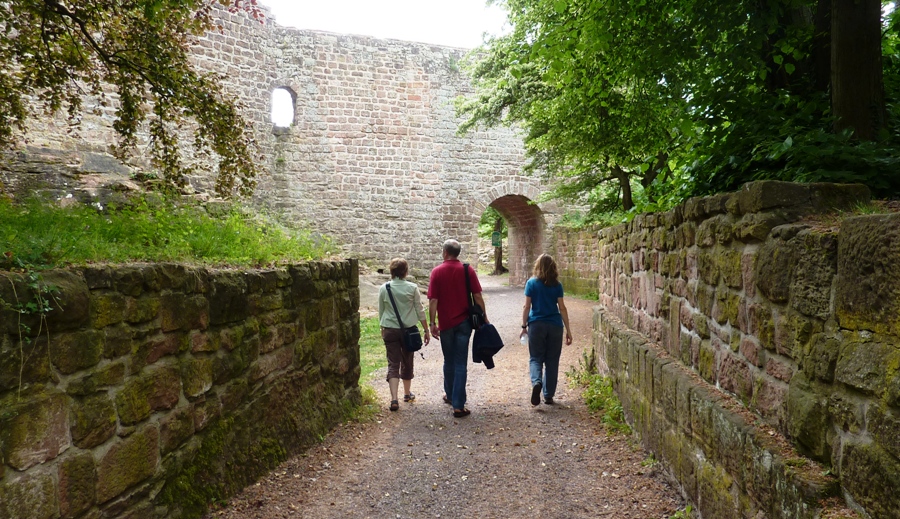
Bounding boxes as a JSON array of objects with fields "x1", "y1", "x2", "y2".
[
  {"x1": 385, "y1": 283, "x2": 423, "y2": 353},
  {"x1": 463, "y1": 263, "x2": 485, "y2": 330}
]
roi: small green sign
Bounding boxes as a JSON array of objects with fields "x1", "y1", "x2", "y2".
[{"x1": 491, "y1": 231, "x2": 502, "y2": 247}]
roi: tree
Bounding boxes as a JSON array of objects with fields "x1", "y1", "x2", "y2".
[
  {"x1": 0, "y1": 0, "x2": 265, "y2": 197},
  {"x1": 458, "y1": 0, "x2": 900, "y2": 216}
]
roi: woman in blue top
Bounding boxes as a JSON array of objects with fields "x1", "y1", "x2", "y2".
[{"x1": 519, "y1": 254, "x2": 572, "y2": 405}]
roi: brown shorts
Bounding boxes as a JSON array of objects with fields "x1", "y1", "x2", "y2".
[{"x1": 382, "y1": 327, "x2": 414, "y2": 381}]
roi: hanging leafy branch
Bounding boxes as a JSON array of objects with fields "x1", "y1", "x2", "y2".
[
  {"x1": 0, "y1": 0, "x2": 265, "y2": 197},
  {"x1": 458, "y1": 0, "x2": 900, "y2": 216}
]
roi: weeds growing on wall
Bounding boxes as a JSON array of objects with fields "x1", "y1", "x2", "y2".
[
  {"x1": 568, "y1": 349, "x2": 631, "y2": 435},
  {"x1": 0, "y1": 262, "x2": 60, "y2": 400},
  {"x1": 0, "y1": 196, "x2": 336, "y2": 269}
]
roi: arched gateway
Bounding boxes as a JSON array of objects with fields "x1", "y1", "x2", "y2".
[{"x1": 0, "y1": 6, "x2": 562, "y2": 284}]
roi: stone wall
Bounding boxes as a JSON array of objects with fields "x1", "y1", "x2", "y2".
[
  {"x1": 1, "y1": 7, "x2": 559, "y2": 285},
  {"x1": 585, "y1": 180, "x2": 900, "y2": 518},
  {"x1": 0, "y1": 260, "x2": 361, "y2": 519},
  {"x1": 549, "y1": 224, "x2": 603, "y2": 297}
]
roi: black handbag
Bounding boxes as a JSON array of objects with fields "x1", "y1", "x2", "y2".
[
  {"x1": 463, "y1": 263, "x2": 485, "y2": 330},
  {"x1": 385, "y1": 283, "x2": 423, "y2": 353}
]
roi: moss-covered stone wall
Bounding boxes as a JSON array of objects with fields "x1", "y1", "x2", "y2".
[
  {"x1": 548, "y1": 224, "x2": 602, "y2": 298},
  {"x1": 581, "y1": 180, "x2": 900, "y2": 518},
  {"x1": 0, "y1": 260, "x2": 361, "y2": 519}
]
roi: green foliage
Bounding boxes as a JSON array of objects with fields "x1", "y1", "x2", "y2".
[
  {"x1": 459, "y1": 0, "x2": 900, "y2": 217},
  {"x1": 0, "y1": 197, "x2": 335, "y2": 269},
  {"x1": 478, "y1": 206, "x2": 508, "y2": 240},
  {"x1": 579, "y1": 373, "x2": 631, "y2": 434},
  {"x1": 0, "y1": 0, "x2": 264, "y2": 197},
  {"x1": 567, "y1": 348, "x2": 631, "y2": 434},
  {"x1": 668, "y1": 505, "x2": 694, "y2": 519},
  {"x1": 357, "y1": 317, "x2": 387, "y2": 380}
]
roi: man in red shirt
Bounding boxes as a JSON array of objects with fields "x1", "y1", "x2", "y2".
[{"x1": 428, "y1": 239, "x2": 488, "y2": 418}]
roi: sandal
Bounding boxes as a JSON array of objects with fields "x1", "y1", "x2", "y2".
[
  {"x1": 404, "y1": 393, "x2": 415, "y2": 402},
  {"x1": 389, "y1": 400, "x2": 399, "y2": 412},
  {"x1": 443, "y1": 395, "x2": 451, "y2": 405},
  {"x1": 453, "y1": 408, "x2": 471, "y2": 418}
]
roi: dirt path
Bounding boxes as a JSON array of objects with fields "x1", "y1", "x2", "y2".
[{"x1": 204, "y1": 275, "x2": 685, "y2": 519}]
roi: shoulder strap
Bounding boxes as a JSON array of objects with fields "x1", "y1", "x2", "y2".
[
  {"x1": 385, "y1": 283, "x2": 406, "y2": 329},
  {"x1": 463, "y1": 263, "x2": 475, "y2": 305}
]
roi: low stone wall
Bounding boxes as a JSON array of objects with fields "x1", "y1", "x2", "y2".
[
  {"x1": 587, "y1": 181, "x2": 900, "y2": 518},
  {"x1": 549, "y1": 224, "x2": 602, "y2": 297},
  {"x1": 0, "y1": 260, "x2": 361, "y2": 519}
]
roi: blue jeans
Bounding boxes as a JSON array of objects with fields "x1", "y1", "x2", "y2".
[
  {"x1": 440, "y1": 319, "x2": 472, "y2": 410},
  {"x1": 528, "y1": 320, "x2": 564, "y2": 399}
]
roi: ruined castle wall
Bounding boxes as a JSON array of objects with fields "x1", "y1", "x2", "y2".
[
  {"x1": 556, "y1": 181, "x2": 900, "y2": 518},
  {"x1": 3, "y1": 8, "x2": 553, "y2": 280},
  {"x1": 0, "y1": 260, "x2": 360, "y2": 519}
]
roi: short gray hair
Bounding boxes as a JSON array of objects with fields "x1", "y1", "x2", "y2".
[{"x1": 443, "y1": 239, "x2": 461, "y2": 258}]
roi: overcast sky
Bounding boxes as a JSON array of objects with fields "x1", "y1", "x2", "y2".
[{"x1": 259, "y1": 0, "x2": 510, "y2": 49}]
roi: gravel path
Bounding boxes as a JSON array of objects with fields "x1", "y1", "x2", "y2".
[{"x1": 204, "y1": 275, "x2": 685, "y2": 519}]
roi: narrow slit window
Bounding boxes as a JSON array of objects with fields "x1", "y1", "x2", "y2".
[{"x1": 271, "y1": 87, "x2": 295, "y2": 127}]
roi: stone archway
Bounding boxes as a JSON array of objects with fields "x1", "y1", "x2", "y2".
[{"x1": 472, "y1": 182, "x2": 547, "y2": 287}]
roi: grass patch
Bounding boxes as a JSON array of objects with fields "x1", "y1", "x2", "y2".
[
  {"x1": 0, "y1": 196, "x2": 335, "y2": 269},
  {"x1": 568, "y1": 349, "x2": 631, "y2": 435},
  {"x1": 358, "y1": 316, "x2": 386, "y2": 381}
]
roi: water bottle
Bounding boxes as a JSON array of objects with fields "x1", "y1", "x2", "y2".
[{"x1": 520, "y1": 334, "x2": 528, "y2": 346}]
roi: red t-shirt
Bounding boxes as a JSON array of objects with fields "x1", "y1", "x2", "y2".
[{"x1": 427, "y1": 259, "x2": 482, "y2": 331}]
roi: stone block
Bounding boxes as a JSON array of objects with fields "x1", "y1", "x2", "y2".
[
  {"x1": 719, "y1": 353, "x2": 753, "y2": 404},
  {"x1": 133, "y1": 333, "x2": 184, "y2": 371},
  {"x1": 0, "y1": 338, "x2": 51, "y2": 392},
  {"x1": 95, "y1": 426, "x2": 159, "y2": 504},
  {"x1": 734, "y1": 180, "x2": 811, "y2": 214},
  {"x1": 734, "y1": 212, "x2": 788, "y2": 242},
  {"x1": 0, "y1": 390, "x2": 70, "y2": 470},
  {"x1": 868, "y1": 404, "x2": 900, "y2": 461},
  {"x1": 124, "y1": 297, "x2": 160, "y2": 324},
  {"x1": 208, "y1": 272, "x2": 249, "y2": 325},
  {"x1": 697, "y1": 249, "x2": 718, "y2": 284},
  {"x1": 49, "y1": 329, "x2": 104, "y2": 374},
  {"x1": 755, "y1": 239, "x2": 795, "y2": 303},
  {"x1": 1, "y1": 271, "x2": 89, "y2": 335},
  {"x1": 802, "y1": 333, "x2": 839, "y2": 383},
  {"x1": 90, "y1": 292, "x2": 127, "y2": 329},
  {"x1": 765, "y1": 357, "x2": 794, "y2": 383},
  {"x1": 103, "y1": 324, "x2": 135, "y2": 359},
  {"x1": 192, "y1": 395, "x2": 221, "y2": 432},
  {"x1": 181, "y1": 357, "x2": 214, "y2": 398},
  {"x1": 834, "y1": 337, "x2": 894, "y2": 395},
  {"x1": 0, "y1": 471, "x2": 58, "y2": 519},
  {"x1": 740, "y1": 337, "x2": 763, "y2": 368},
  {"x1": 115, "y1": 367, "x2": 181, "y2": 425},
  {"x1": 719, "y1": 248, "x2": 743, "y2": 289},
  {"x1": 58, "y1": 452, "x2": 96, "y2": 518},
  {"x1": 71, "y1": 393, "x2": 117, "y2": 449},
  {"x1": 42, "y1": 270, "x2": 92, "y2": 332},
  {"x1": 67, "y1": 361, "x2": 125, "y2": 396},
  {"x1": 840, "y1": 442, "x2": 900, "y2": 519},
  {"x1": 250, "y1": 347, "x2": 295, "y2": 382},
  {"x1": 751, "y1": 375, "x2": 788, "y2": 429},
  {"x1": 699, "y1": 339, "x2": 715, "y2": 383},
  {"x1": 773, "y1": 311, "x2": 818, "y2": 360},
  {"x1": 807, "y1": 182, "x2": 870, "y2": 213},
  {"x1": 835, "y1": 213, "x2": 900, "y2": 336},
  {"x1": 748, "y1": 304, "x2": 774, "y2": 350},
  {"x1": 828, "y1": 390, "x2": 865, "y2": 436},
  {"x1": 160, "y1": 294, "x2": 209, "y2": 332},
  {"x1": 786, "y1": 373, "x2": 830, "y2": 461},
  {"x1": 788, "y1": 230, "x2": 837, "y2": 320},
  {"x1": 159, "y1": 407, "x2": 195, "y2": 455}
]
